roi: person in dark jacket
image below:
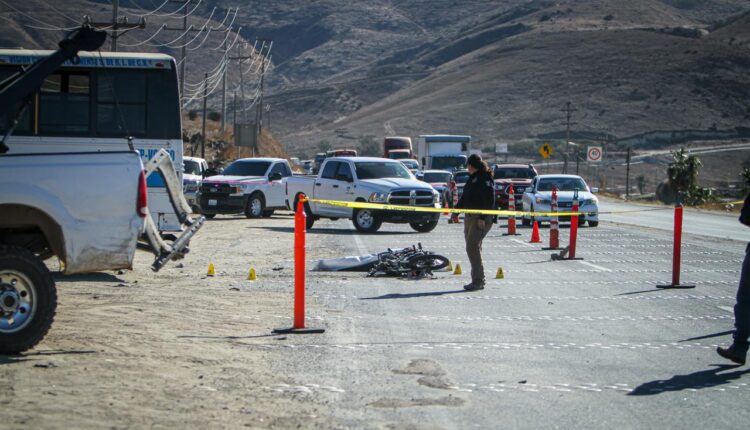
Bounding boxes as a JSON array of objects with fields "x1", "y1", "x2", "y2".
[
  {"x1": 717, "y1": 193, "x2": 750, "y2": 364},
  {"x1": 455, "y1": 154, "x2": 496, "y2": 291}
]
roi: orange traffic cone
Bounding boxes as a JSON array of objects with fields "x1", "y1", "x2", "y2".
[
  {"x1": 530, "y1": 221, "x2": 542, "y2": 243},
  {"x1": 443, "y1": 199, "x2": 450, "y2": 216}
]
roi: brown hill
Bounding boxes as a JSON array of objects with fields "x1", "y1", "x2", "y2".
[{"x1": 1, "y1": 1, "x2": 749, "y2": 157}]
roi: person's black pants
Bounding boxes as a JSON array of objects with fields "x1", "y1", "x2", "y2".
[{"x1": 734, "y1": 243, "x2": 750, "y2": 346}]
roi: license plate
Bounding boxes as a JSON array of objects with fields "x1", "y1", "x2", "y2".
[{"x1": 208, "y1": 199, "x2": 217, "y2": 206}]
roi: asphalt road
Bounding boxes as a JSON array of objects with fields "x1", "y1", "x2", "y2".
[
  {"x1": 599, "y1": 199, "x2": 750, "y2": 242},
  {"x1": 247, "y1": 212, "x2": 749, "y2": 429}
]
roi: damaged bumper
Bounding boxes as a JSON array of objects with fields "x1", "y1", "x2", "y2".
[{"x1": 140, "y1": 149, "x2": 205, "y2": 272}]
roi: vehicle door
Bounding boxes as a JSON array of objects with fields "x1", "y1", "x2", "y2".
[
  {"x1": 267, "y1": 162, "x2": 290, "y2": 208},
  {"x1": 522, "y1": 177, "x2": 537, "y2": 211},
  {"x1": 331, "y1": 161, "x2": 355, "y2": 218},
  {"x1": 313, "y1": 160, "x2": 348, "y2": 217}
]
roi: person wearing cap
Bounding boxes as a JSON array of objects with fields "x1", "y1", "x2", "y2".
[
  {"x1": 717, "y1": 192, "x2": 750, "y2": 364},
  {"x1": 454, "y1": 154, "x2": 496, "y2": 291}
]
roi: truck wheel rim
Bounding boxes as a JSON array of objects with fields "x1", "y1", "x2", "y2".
[
  {"x1": 251, "y1": 198, "x2": 262, "y2": 216},
  {"x1": 0, "y1": 270, "x2": 37, "y2": 334},
  {"x1": 357, "y1": 210, "x2": 374, "y2": 229}
]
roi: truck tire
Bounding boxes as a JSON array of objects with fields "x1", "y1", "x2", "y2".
[
  {"x1": 245, "y1": 193, "x2": 265, "y2": 219},
  {"x1": 588, "y1": 220, "x2": 598, "y2": 227},
  {"x1": 410, "y1": 219, "x2": 439, "y2": 233},
  {"x1": 262, "y1": 209, "x2": 275, "y2": 218},
  {"x1": 353, "y1": 208, "x2": 382, "y2": 233},
  {"x1": 0, "y1": 245, "x2": 57, "y2": 354}
]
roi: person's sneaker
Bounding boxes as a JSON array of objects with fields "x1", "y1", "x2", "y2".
[
  {"x1": 717, "y1": 344, "x2": 748, "y2": 365},
  {"x1": 463, "y1": 282, "x2": 485, "y2": 291}
]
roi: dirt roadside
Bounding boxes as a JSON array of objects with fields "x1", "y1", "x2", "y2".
[{"x1": 0, "y1": 213, "x2": 345, "y2": 430}]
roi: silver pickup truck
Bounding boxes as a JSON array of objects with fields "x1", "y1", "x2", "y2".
[
  {"x1": 285, "y1": 157, "x2": 441, "y2": 233},
  {"x1": 0, "y1": 149, "x2": 203, "y2": 353}
]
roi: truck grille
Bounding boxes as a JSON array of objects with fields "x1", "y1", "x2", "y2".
[
  {"x1": 388, "y1": 190, "x2": 434, "y2": 206},
  {"x1": 200, "y1": 183, "x2": 236, "y2": 197}
]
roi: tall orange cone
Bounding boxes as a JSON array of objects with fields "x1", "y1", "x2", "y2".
[{"x1": 530, "y1": 221, "x2": 542, "y2": 243}]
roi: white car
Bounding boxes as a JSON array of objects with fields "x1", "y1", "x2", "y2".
[
  {"x1": 183, "y1": 156, "x2": 208, "y2": 212},
  {"x1": 399, "y1": 159, "x2": 420, "y2": 175},
  {"x1": 521, "y1": 174, "x2": 599, "y2": 227}
]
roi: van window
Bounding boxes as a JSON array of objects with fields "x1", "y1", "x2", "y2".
[
  {"x1": 336, "y1": 163, "x2": 353, "y2": 181},
  {"x1": 321, "y1": 161, "x2": 339, "y2": 179},
  {"x1": 270, "y1": 162, "x2": 291, "y2": 178},
  {"x1": 39, "y1": 72, "x2": 90, "y2": 134}
]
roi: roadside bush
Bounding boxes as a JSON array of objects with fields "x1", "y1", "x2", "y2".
[
  {"x1": 208, "y1": 111, "x2": 221, "y2": 122},
  {"x1": 666, "y1": 148, "x2": 717, "y2": 205}
]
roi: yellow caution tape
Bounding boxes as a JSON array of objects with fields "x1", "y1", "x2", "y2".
[{"x1": 307, "y1": 198, "x2": 593, "y2": 217}]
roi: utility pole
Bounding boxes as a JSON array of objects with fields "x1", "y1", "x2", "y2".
[
  {"x1": 561, "y1": 101, "x2": 577, "y2": 174},
  {"x1": 255, "y1": 38, "x2": 272, "y2": 152},
  {"x1": 227, "y1": 43, "x2": 255, "y2": 132},
  {"x1": 164, "y1": 3, "x2": 232, "y2": 101},
  {"x1": 88, "y1": 0, "x2": 145, "y2": 52},
  {"x1": 201, "y1": 72, "x2": 208, "y2": 159},
  {"x1": 626, "y1": 146, "x2": 631, "y2": 199},
  {"x1": 220, "y1": 38, "x2": 227, "y2": 134}
]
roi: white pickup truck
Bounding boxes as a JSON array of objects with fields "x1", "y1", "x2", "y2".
[
  {"x1": 285, "y1": 157, "x2": 441, "y2": 233},
  {"x1": 198, "y1": 158, "x2": 292, "y2": 219}
]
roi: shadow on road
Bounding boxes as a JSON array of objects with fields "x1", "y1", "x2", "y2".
[
  {"x1": 54, "y1": 272, "x2": 125, "y2": 283},
  {"x1": 0, "y1": 349, "x2": 96, "y2": 366},
  {"x1": 360, "y1": 290, "x2": 467, "y2": 300},
  {"x1": 615, "y1": 288, "x2": 665, "y2": 296},
  {"x1": 629, "y1": 364, "x2": 750, "y2": 396},
  {"x1": 178, "y1": 333, "x2": 278, "y2": 340},
  {"x1": 247, "y1": 226, "x2": 412, "y2": 236},
  {"x1": 680, "y1": 330, "x2": 734, "y2": 342}
]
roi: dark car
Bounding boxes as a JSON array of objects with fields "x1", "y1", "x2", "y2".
[
  {"x1": 493, "y1": 164, "x2": 538, "y2": 209},
  {"x1": 453, "y1": 169, "x2": 470, "y2": 199}
]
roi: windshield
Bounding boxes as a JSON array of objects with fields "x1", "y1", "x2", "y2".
[
  {"x1": 494, "y1": 167, "x2": 535, "y2": 179},
  {"x1": 388, "y1": 151, "x2": 410, "y2": 160},
  {"x1": 183, "y1": 160, "x2": 202, "y2": 175},
  {"x1": 432, "y1": 156, "x2": 466, "y2": 170},
  {"x1": 454, "y1": 172, "x2": 470, "y2": 184},
  {"x1": 401, "y1": 160, "x2": 418, "y2": 169},
  {"x1": 423, "y1": 172, "x2": 452, "y2": 183},
  {"x1": 222, "y1": 161, "x2": 271, "y2": 177},
  {"x1": 537, "y1": 177, "x2": 588, "y2": 192},
  {"x1": 355, "y1": 161, "x2": 412, "y2": 180}
]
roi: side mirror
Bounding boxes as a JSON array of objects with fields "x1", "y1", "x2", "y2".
[
  {"x1": 270, "y1": 172, "x2": 283, "y2": 181},
  {"x1": 591, "y1": 187, "x2": 599, "y2": 193}
]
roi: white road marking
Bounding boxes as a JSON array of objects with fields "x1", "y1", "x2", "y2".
[
  {"x1": 511, "y1": 238, "x2": 535, "y2": 248},
  {"x1": 578, "y1": 261, "x2": 612, "y2": 272},
  {"x1": 353, "y1": 234, "x2": 367, "y2": 254},
  {"x1": 718, "y1": 306, "x2": 734, "y2": 314}
]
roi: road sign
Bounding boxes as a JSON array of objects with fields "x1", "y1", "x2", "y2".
[
  {"x1": 235, "y1": 122, "x2": 258, "y2": 148},
  {"x1": 587, "y1": 146, "x2": 603, "y2": 162},
  {"x1": 495, "y1": 143, "x2": 508, "y2": 154},
  {"x1": 539, "y1": 143, "x2": 553, "y2": 159}
]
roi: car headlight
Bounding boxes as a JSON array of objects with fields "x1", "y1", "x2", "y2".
[
  {"x1": 535, "y1": 196, "x2": 550, "y2": 204},
  {"x1": 230, "y1": 186, "x2": 243, "y2": 196},
  {"x1": 581, "y1": 198, "x2": 598, "y2": 206},
  {"x1": 369, "y1": 192, "x2": 389, "y2": 203}
]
